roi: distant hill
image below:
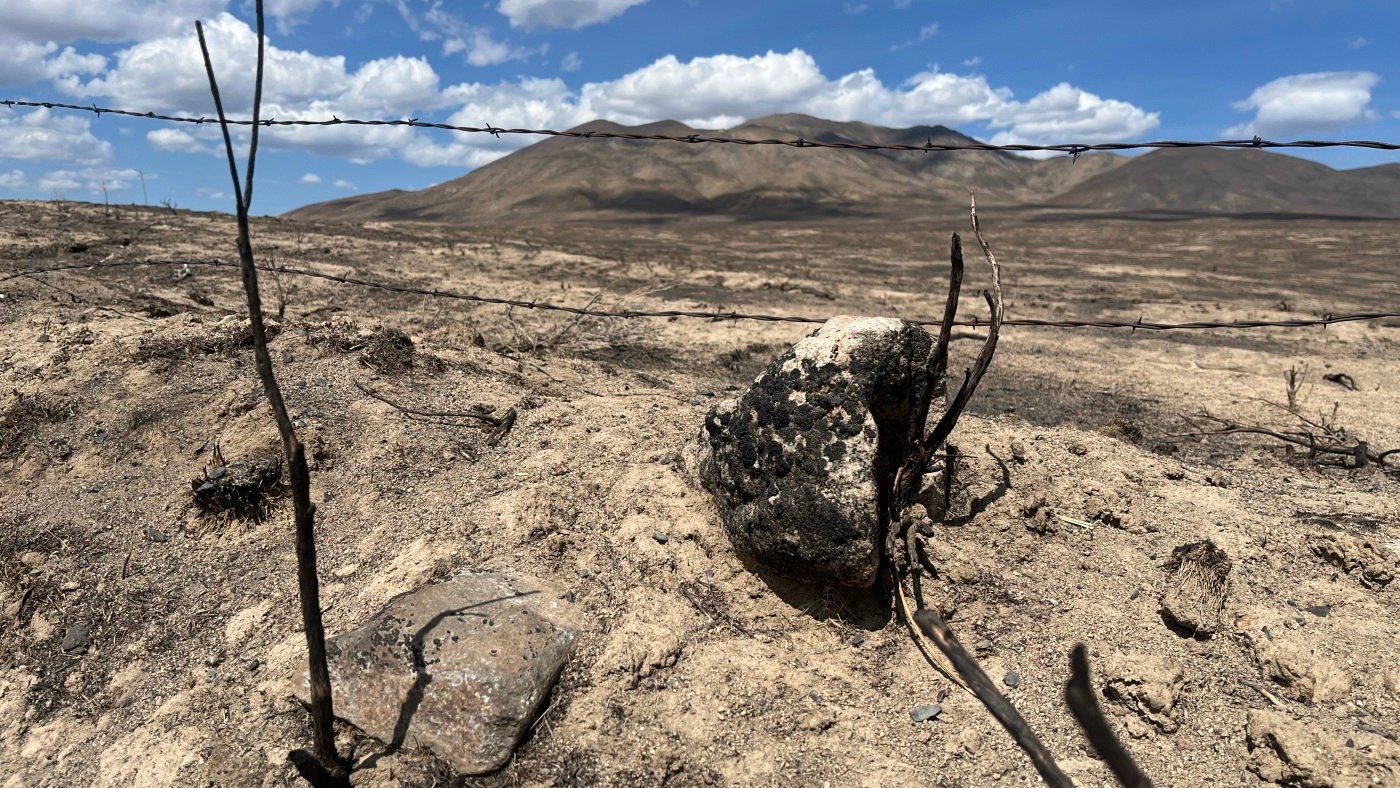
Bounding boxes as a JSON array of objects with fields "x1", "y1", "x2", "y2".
[
  {"x1": 285, "y1": 114, "x2": 1400, "y2": 224},
  {"x1": 1048, "y1": 148, "x2": 1400, "y2": 218}
]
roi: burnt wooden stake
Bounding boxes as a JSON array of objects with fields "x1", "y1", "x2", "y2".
[{"x1": 196, "y1": 5, "x2": 346, "y2": 784}]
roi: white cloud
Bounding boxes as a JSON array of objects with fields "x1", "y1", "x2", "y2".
[
  {"x1": 0, "y1": 0, "x2": 226, "y2": 43},
  {"x1": 0, "y1": 169, "x2": 28, "y2": 189},
  {"x1": 37, "y1": 167, "x2": 142, "y2": 194},
  {"x1": 843, "y1": 3, "x2": 868, "y2": 13},
  {"x1": 410, "y1": 49, "x2": 1159, "y2": 167},
  {"x1": 986, "y1": 82, "x2": 1160, "y2": 151},
  {"x1": 147, "y1": 127, "x2": 217, "y2": 154},
  {"x1": 498, "y1": 0, "x2": 649, "y2": 30},
  {"x1": 333, "y1": 178, "x2": 355, "y2": 189},
  {"x1": 1226, "y1": 71, "x2": 1380, "y2": 137},
  {"x1": 1346, "y1": 36, "x2": 1368, "y2": 48},
  {"x1": 298, "y1": 172, "x2": 322, "y2": 184},
  {"x1": 894, "y1": 0, "x2": 912, "y2": 8},
  {"x1": 444, "y1": 30, "x2": 540, "y2": 67},
  {"x1": 64, "y1": 14, "x2": 352, "y2": 114},
  {"x1": 0, "y1": 39, "x2": 106, "y2": 86},
  {"x1": 578, "y1": 50, "x2": 831, "y2": 128},
  {"x1": 266, "y1": 0, "x2": 340, "y2": 34},
  {"x1": 561, "y1": 51, "x2": 582, "y2": 72},
  {"x1": 963, "y1": 56, "x2": 981, "y2": 67},
  {"x1": 396, "y1": 1, "x2": 540, "y2": 66},
  {"x1": 918, "y1": 23, "x2": 938, "y2": 41},
  {"x1": 0, "y1": 105, "x2": 113, "y2": 164}
]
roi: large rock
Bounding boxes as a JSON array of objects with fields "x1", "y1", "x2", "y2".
[
  {"x1": 692, "y1": 316, "x2": 936, "y2": 587},
  {"x1": 294, "y1": 570, "x2": 579, "y2": 775}
]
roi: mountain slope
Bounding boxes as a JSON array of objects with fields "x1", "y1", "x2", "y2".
[{"x1": 286, "y1": 115, "x2": 1398, "y2": 224}]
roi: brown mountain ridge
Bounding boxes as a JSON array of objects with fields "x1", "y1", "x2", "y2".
[{"x1": 285, "y1": 114, "x2": 1400, "y2": 224}]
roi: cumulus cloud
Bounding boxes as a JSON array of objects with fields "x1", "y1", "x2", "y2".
[
  {"x1": 561, "y1": 52, "x2": 582, "y2": 72},
  {"x1": 0, "y1": 39, "x2": 106, "y2": 86},
  {"x1": 63, "y1": 14, "x2": 353, "y2": 114},
  {"x1": 0, "y1": 0, "x2": 226, "y2": 43},
  {"x1": 0, "y1": 170, "x2": 29, "y2": 189},
  {"x1": 299, "y1": 172, "x2": 322, "y2": 184},
  {"x1": 1226, "y1": 71, "x2": 1380, "y2": 137},
  {"x1": 45, "y1": 17, "x2": 1158, "y2": 175},
  {"x1": 498, "y1": 0, "x2": 649, "y2": 30},
  {"x1": 333, "y1": 178, "x2": 355, "y2": 189},
  {"x1": 407, "y1": 50, "x2": 1158, "y2": 168},
  {"x1": 0, "y1": 105, "x2": 113, "y2": 164},
  {"x1": 61, "y1": 15, "x2": 445, "y2": 162},
  {"x1": 147, "y1": 127, "x2": 218, "y2": 154},
  {"x1": 37, "y1": 167, "x2": 142, "y2": 194},
  {"x1": 986, "y1": 82, "x2": 1160, "y2": 151}
]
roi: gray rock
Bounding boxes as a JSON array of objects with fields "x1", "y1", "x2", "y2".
[
  {"x1": 691, "y1": 316, "x2": 936, "y2": 587},
  {"x1": 910, "y1": 703, "x2": 943, "y2": 722},
  {"x1": 61, "y1": 624, "x2": 90, "y2": 654},
  {"x1": 1003, "y1": 670, "x2": 1021, "y2": 689},
  {"x1": 295, "y1": 569, "x2": 578, "y2": 775}
]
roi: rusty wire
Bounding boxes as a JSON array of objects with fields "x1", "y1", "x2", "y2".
[
  {"x1": 5, "y1": 99, "x2": 1400, "y2": 154},
  {"x1": 4, "y1": 258, "x2": 1397, "y2": 332}
]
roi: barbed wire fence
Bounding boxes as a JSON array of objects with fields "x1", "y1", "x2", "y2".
[
  {"x1": 4, "y1": 258, "x2": 1399, "y2": 333},
  {"x1": 2, "y1": 96, "x2": 1398, "y2": 335},
  {"x1": 6, "y1": 99, "x2": 1400, "y2": 155}
]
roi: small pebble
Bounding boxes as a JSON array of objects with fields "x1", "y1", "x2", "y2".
[
  {"x1": 579, "y1": 568, "x2": 591, "y2": 578},
  {"x1": 974, "y1": 639, "x2": 994, "y2": 653},
  {"x1": 1003, "y1": 670, "x2": 1022, "y2": 689},
  {"x1": 246, "y1": 659, "x2": 261, "y2": 672},
  {"x1": 144, "y1": 527, "x2": 169, "y2": 543},
  {"x1": 652, "y1": 531, "x2": 670, "y2": 545},
  {"x1": 910, "y1": 704, "x2": 943, "y2": 722},
  {"x1": 687, "y1": 399, "x2": 702, "y2": 406},
  {"x1": 253, "y1": 570, "x2": 268, "y2": 581},
  {"x1": 208, "y1": 466, "x2": 227, "y2": 480},
  {"x1": 61, "y1": 625, "x2": 90, "y2": 654},
  {"x1": 1304, "y1": 605, "x2": 1330, "y2": 618},
  {"x1": 849, "y1": 633, "x2": 866, "y2": 647}
]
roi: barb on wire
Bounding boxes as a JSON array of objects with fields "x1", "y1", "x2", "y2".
[
  {"x1": 3, "y1": 258, "x2": 1398, "y2": 333},
  {"x1": 5, "y1": 99, "x2": 1400, "y2": 153}
]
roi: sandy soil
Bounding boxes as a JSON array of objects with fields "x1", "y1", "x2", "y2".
[{"x1": 2, "y1": 200, "x2": 1398, "y2": 787}]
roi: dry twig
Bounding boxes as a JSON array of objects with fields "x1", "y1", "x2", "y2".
[{"x1": 913, "y1": 610, "x2": 1073, "y2": 787}]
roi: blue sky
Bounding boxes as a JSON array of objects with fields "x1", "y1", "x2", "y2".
[{"x1": 1, "y1": 0, "x2": 1396, "y2": 215}]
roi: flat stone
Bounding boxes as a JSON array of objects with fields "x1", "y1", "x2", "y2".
[
  {"x1": 61, "y1": 624, "x2": 90, "y2": 654},
  {"x1": 294, "y1": 569, "x2": 579, "y2": 775},
  {"x1": 910, "y1": 703, "x2": 942, "y2": 722},
  {"x1": 690, "y1": 316, "x2": 936, "y2": 587}
]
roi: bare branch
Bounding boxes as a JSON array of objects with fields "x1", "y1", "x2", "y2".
[
  {"x1": 197, "y1": 5, "x2": 346, "y2": 783},
  {"x1": 913, "y1": 609, "x2": 1073, "y2": 788},
  {"x1": 1065, "y1": 645, "x2": 1154, "y2": 788}
]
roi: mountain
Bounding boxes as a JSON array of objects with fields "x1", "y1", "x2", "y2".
[
  {"x1": 285, "y1": 114, "x2": 1400, "y2": 224},
  {"x1": 1048, "y1": 148, "x2": 1400, "y2": 218}
]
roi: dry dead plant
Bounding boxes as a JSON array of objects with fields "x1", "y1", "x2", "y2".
[
  {"x1": 884, "y1": 197, "x2": 1150, "y2": 787},
  {"x1": 1171, "y1": 365, "x2": 1399, "y2": 473}
]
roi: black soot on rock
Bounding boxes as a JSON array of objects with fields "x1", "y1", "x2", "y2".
[{"x1": 691, "y1": 316, "x2": 938, "y2": 587}]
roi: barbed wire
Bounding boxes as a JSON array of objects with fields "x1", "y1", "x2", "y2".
[
  {"x1": 6, "y1": 99, "x2": 1400, "y2": 154},
  {"x1": 5, "y1": 258, "x2": 1397, "y2": 332}
]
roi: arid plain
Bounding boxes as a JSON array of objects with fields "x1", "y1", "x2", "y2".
[{"x1": 2, "y1": 197, "x2": 1399, "y2": 786}]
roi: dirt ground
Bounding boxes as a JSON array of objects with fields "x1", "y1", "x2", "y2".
[{"x1": 2, "y1": 199, "x2": 1398, "y2": 787}]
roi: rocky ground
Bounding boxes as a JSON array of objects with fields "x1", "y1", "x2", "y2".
[{"x1": 2, "y1": 200, "x2": 1398, "y2": 786}]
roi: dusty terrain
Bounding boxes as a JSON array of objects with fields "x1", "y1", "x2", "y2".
[{"x1": 2, "y1": 199, "x2": 1399, "y2": 786}]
